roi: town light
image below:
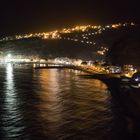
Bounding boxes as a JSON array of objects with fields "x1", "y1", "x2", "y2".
[{"x1": 7, "y1": 54, "x2": 12, "y2": 58}]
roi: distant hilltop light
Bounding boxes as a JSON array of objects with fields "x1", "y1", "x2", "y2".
[{"x1": 0, "y1": 22, "x2": 136, "y2": 43}]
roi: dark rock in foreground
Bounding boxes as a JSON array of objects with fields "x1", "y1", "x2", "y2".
[{"x1": 108, "y1": 26, "x2": 140, "y2": 68}]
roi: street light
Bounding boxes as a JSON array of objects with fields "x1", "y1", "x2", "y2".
[
  {"x1": 5, "y1": 53, "x2": 12, "y2": 63},
  {"x1": 7, "y1": 54, "x2": 12, "y2": 58}
]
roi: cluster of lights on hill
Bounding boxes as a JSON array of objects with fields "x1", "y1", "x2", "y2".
[{"x1": 0, "y1": 22, "x2": 136, "y2": 49}]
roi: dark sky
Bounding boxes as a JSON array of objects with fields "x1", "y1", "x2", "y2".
[{"x1": 0, "y1": 0, "x2": 139, "y2": 36}]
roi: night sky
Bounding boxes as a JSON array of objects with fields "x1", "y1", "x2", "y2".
[{"x1": 0, "y1": 0, "x2": 139, "y2": 36}]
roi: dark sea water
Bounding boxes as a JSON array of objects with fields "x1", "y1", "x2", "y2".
[{"x1": 0, "y1": 64, "x2": 131, "y2": 140}]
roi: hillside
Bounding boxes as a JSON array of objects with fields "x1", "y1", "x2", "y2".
[
  {"x1": 0, "y1": 38, "x2": 99, "y2": 60},
  {"x1": 0, "y1": 23, "x2": 139, "y2": 65}
]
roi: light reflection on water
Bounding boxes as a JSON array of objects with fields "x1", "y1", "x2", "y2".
[
  {"x1": 1, "y1": 64, "x2": 24, "y2": 139},
  {"x1": 5, "y1": 63, "x2": 15, "y2": 108},
  {"x1": 0, "y1": 66, "x2": 128, "y2": 140}
]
